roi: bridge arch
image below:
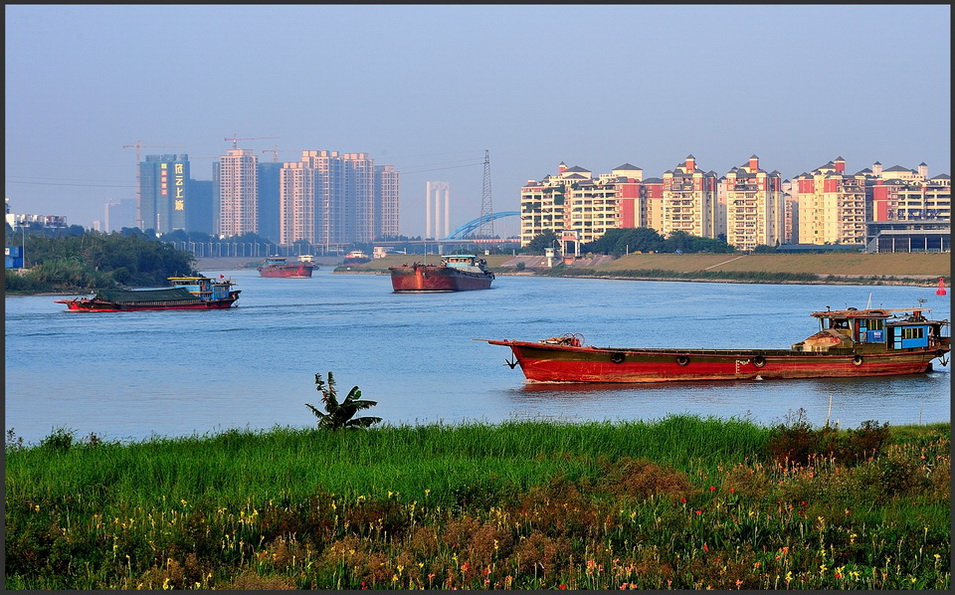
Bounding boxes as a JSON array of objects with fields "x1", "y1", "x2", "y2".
[{"x1": 444, "y1": 211, "x2": 519, "y2": 240}]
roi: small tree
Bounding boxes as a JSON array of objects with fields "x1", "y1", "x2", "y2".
[{"x1": 306, "y1": 372, "x2": 381, "y2": 430}]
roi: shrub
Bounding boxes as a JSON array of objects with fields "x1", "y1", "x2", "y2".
[{"x1": 39, "y1": 426, "x2": 75, "y2": 452}]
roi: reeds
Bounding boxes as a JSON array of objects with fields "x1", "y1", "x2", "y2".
[{"x1": 5, "y1": 416, "x2": 950, "y2": 589}]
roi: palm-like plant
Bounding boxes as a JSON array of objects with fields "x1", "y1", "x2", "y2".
[{"x1": 306, "y1": 371, "x2": 382, "y2": 430}]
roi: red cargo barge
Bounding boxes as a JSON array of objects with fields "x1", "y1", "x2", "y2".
[
  {"x1": 258, "y1": 255, "x2": 316, "y2": 278},
  {"x1": 56, "y1": 275, "x2": 240, "y2": 312},
  {"x1": 481, "y1": 306, "x2": 950, "y2": 383},
  {"x1": 389, "y1": 254, "x2": 494, "y2": 293}
]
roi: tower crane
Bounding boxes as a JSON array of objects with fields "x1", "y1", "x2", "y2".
[
  {"x1": 261, "y1": 147, "x2": 299, "y2": 162},
  {"x1": 122, "y1": 140, "x2": 185, "y2": 165},
  {"x1": 224, "y1": 134, "x2": 279, "y2": 149}
]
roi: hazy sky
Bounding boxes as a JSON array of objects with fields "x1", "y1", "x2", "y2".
[{"x1": 5, "y1": 4, "x2": 951, "y2": 237}]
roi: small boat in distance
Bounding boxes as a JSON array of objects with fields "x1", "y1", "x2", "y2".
[
  {"x1": 342, "y1": 250, "x2": 372, "y2": 266},
  {"x1": 389, "y1": 254, "x2": 495, "y2": 293},
  {"x1": 56, "y1": 275, "x2": 241, "y2": 312},
  {"x1": 258, "y1": 255, "x2": 316, "y2": 278},
  {"x1": 480, "y1": 306, "x2": 950, "y2": 383}
]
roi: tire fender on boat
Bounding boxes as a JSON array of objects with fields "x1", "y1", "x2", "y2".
[
  {"x1": 753, "y1": 354, "x2": 766, "y2": 368},
  {"x1": 853, "y1": 354, "x2": 864, "y2": 366},
  {"x1": 610, "y1": 352, "x2": 626, "y2": 364},
  {"x1": 676, "y1": 354, "x2": 690, "y2": 366}
]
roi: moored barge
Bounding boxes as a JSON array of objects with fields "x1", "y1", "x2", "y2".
[{"x1": 481, "y1": 306, "x2": 950, "y2": 383}]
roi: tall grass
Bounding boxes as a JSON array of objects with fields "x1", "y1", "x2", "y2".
[{"x1": 6, "y1": 416, "x2": 949, "y2": 589}]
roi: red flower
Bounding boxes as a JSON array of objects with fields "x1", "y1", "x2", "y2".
[
  {"x1": 695, "y1": 510, "x2": 702, "y2": 515},
  {"x1": 710, "y1": 486, "x2": 716, "y2": 491},
  {"x1": 703, "y1": 543, "x2": 709, "y2": 552},
  {"x1": 559, "y1": 584, "x2": 568, "y2": 590},
  {"x1": 680, "y1": 497, "x2": 687, "y2": 503}
]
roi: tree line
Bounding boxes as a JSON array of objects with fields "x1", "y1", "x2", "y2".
[
  {"x1": 522, "y1": 227, "x2": 740, "y2": 255},
  {"x1": 4, "y1": 225, "x2": 198, "y2": 294}
]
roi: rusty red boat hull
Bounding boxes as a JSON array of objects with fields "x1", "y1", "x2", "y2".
[
  {"x1": 485, "y1": 340, "x2": 947, "y2": 383},
  {"x1": 258, "y1": 263, "x2": 315, "y2": 278},
  {"x1": 57, "y1": 297, "x2": 239, "y2": 312},
  {"x1": 389, "y1": 264, "x2": 493, "y2": 292}
]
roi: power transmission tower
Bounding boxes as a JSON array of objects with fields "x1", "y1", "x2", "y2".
[{"x1": 478, "y1": 149, "x2": 494, "y2": 237}]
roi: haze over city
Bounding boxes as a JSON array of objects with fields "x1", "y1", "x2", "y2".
[{"x1": 5, "y1": 4, "x2": 951, "y2": 238}]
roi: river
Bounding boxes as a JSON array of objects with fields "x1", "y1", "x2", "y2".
[{"x1": 5, "y1": 269, "x2": 950, "y2": 445}]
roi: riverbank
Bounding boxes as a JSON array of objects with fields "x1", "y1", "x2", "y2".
[
  {"x1": 5, "y1": 417, "x2": 949, "y2": 589},
  {"x1": 335, "y1": 252, "x2": 950, "y2": 286}
]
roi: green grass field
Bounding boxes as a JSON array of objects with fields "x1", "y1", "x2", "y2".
[{"x1": 5, "y1": 417, "x2": 950, "y2": 589}]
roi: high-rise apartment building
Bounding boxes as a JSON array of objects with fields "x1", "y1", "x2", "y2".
[
  {"x1": 600, "y1": 163, "x2": 644, "y2": 229},
  {"x1": 278, "y1": 150, "x2": 399, "y2": 247},
  {"x1": 864, "y1": 162, "x2": 950, "y2": 253},
  {"x1": 374, "y1": 164, "x2": 400, "y2": 239},
  {"x1": 186, "y1": 179, "x2": 213, "y2": 235},
  {"x1": 257, "y1": 161, "x2": 283, "y2": 242},
  {"x1": 781, "y1": 180, "x2": 799, "y2": 244},
  {"x1": 661, "y1": 156, "x2": 718, "y2": 239},
  {"x1": 138, "y1": 154, "x2": 190, "y2": 233},
  {"x1": 520, "y1": 162, "x2": 578, "y2": 246},
  {"x1": 216, "y1": 149, "x2": 258, "y2": 237},
  {"x1": 105, "y1": 198, "x2": 137, "y2": 232},
  {"x1": 721, "y1": 155, "x2": 784, "y2": 251},
  {"x1": 792, "y1": 157, "x2": 866, "y2": 246},
  {"x1": 868, "y1": 163, "x2": 950, "y2": 222}
]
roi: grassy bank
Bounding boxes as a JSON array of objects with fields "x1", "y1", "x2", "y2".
[
  {"x1": 5, "y1": 416, "x2": 949, "y2": 589},
  {"x1": 340, "y1": 252, "x2": 949, "y2": 286}
]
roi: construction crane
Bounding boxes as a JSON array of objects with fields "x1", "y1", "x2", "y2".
[
  {"x1": 261, "y1": 147, "x2": 299, "y2": 162},
  {"x1": 224, "y1": 134, "x2": 279, "y2": 149},
  {"x1": 122, "y1": 140, "x2": 185, "y2": 165}
]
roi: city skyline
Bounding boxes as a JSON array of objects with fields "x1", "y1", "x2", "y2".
[{"x1": 5, "y1": 5, "x2": 951, "y2": 237}]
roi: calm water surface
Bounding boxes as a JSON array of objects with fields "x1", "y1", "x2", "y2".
[{"x1": 5, "y1": 269, "x2": 950, "y2": 444}]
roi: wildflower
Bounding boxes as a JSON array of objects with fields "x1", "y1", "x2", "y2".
[
  {"x1": 710, "y1": 486, "x2": 716, "y2": 491},
  {"x1": 559, "y1": 584, "x2": 568, "y2": 590},
  {"x1": 680, "y1": 497, "x2": 687, "y2": 503},
  {"x1": 703, "y1": 543, "x2": 709, "y2": 552},
  {"x1": 695, "y1": 510, "x2": 702, "y2": 515},
  {"x1": 729, "y1": 487, "x2": 735, "y2": 493}
]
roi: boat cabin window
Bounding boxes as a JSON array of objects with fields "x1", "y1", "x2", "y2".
[
  {"x1": 892, "y1": 325, "x2": 929, "y2": 349},
  {"x1": 856, "y1": 318, "x2": 886, "y2": 343},
  {"x1": 829, "y1": 318, "x2": 849, "y2": 330}
]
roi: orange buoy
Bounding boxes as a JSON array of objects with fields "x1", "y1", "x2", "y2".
[{"x1": 937, "y1": 277, "x2": 947, "y2": 296}]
